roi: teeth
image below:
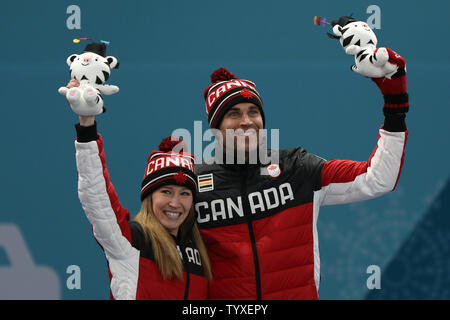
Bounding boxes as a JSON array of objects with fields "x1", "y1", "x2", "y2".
[
  {"x1": 165, "y1": 212, "x2": 181, "y2": 218},
  {"x1": 235, "y1": 130, "x2": 256, "y2": 137}
]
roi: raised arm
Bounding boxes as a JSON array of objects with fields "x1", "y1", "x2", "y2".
[
  {"x1": 65, "y1": 79, "x2": 139, "y2": 299},
  {"x1": 75, "y1": 123, "x2": 140, "y2": 299},
  {"x1": 320, "y1": 46, "x2": 409, "y2": 206},
  {"x1": 320, "y1": 116, "x2": 407, "y2": 206}
]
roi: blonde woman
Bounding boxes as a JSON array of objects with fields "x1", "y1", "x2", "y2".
[{"x1": 69, "y1": 79, "x2": 211, "y2": 299}]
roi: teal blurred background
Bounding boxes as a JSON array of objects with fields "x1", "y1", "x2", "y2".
[{"x1": 0, "y1": 0, "x2": 449, "y2": 299}]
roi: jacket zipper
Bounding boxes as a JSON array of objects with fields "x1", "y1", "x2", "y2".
[
  {"x1": 184, "y1": 270, "x2": 190, "y2": 300},
  {"x1": 240, "y1": 167, "x2": 262, "y2": 300},
  {"x1": 181, "y1": 245, "x2": 191, "y2": 300}
]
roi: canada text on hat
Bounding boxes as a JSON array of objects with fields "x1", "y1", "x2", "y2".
[
  {"x1": 145, "y1": 152, "x2": 195, "y2": 176},
  {"x1": 206, "y1": 79, "x2": 260, "y2": 111}
]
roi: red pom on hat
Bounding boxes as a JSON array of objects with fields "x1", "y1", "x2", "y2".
[
  {"x1": 158, "y1": 136, "x2": 186, "y2": 153},
  {"x1": 210, "y1": 67, "x2": 237, "y2": 83}
]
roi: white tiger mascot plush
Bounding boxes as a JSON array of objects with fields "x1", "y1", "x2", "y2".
[
  {"x1": 329, "y1": 16, "x2": 398, "y2": 78},
  {"x1": 58, "y1": 43, "x2": 119, "y2": 116}
]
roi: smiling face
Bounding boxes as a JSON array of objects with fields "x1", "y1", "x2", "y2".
[
  {"x1": 67, "y1": 51, "x2": 118, "y2": 85},
  {"x1": 336, "y1": 21, "x2": 378, "y2": 49},
  {"x1": 151, "y1": 185, "x2": 193, "y2": 236},
  {"x1": 218, "y1": 102, "x2": 264, "y2": 158}
]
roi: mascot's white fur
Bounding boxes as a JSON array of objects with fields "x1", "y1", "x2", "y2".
[
  {"x1": 58, "y1": 43, "x2": 119, "y2": 116},
  {"x1": 331, "y1": 18, "x2": 399, "y2": 78}
]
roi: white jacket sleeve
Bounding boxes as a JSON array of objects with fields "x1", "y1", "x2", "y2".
[
  {"x1": 75, "y1": 136, "x2": 140, "y2": 299},
  {"x1": 319, "y1": 128, "x2": 407, "y2": 206}
]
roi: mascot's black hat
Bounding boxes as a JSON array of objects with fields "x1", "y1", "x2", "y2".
[
  {"x1": 331, "y1": 16, "x2": 357, "y2": 28},
  {"x1": 327, "y1": 16, "x2": 357, "y2": 39},
  {"x1": 83, "y1": 43, "x2": 107, "y2": 57}
]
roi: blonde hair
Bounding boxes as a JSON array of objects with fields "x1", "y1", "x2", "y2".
[{"x1": 133, "y1": 195, "x2": 212, "y2": 282}]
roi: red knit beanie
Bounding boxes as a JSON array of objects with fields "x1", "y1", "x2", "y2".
[
  {"x1": 140, "y1": 137, "x2": 197, "y2": 201},
  {"x1": 203, "y1": 67, "x2": 265, "y2": 129}
]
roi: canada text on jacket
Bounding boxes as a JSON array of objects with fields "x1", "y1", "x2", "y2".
[{"x1": 195, "y1": 182, "x2": 294, "y2": 226}]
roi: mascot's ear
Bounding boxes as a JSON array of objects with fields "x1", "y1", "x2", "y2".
[
  {"x1": 332, "y1": 25, "x2": 343, "y2": 37},
  {"x1": 106, "y1": 56, "x2": 119, "y2": 69},
  {"x1": 327, "y1": 25, "x2": 342, "y2": 39},
  {"x1": 67, "y1": 54, "x2": 78, "y2": 67}
]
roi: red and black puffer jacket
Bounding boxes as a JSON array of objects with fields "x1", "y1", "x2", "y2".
[{"x1": 195, "y1": 123, "x2": 407, "y2": 300}]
